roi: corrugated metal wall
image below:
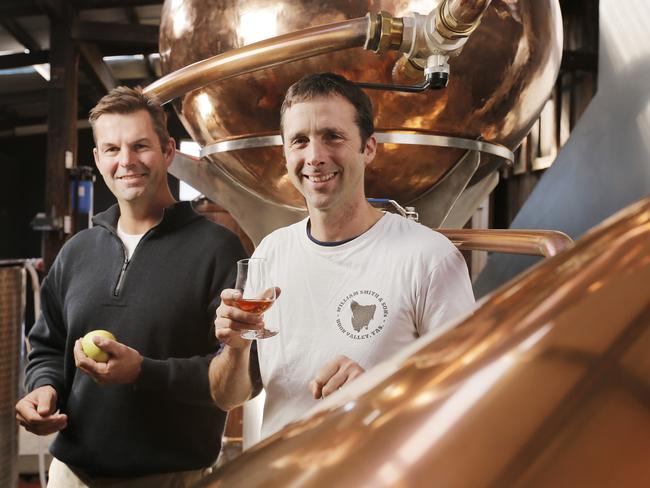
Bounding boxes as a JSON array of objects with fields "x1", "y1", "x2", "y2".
[{"x1": 0, "y1": 267, "x2": 25, "y2": 488}]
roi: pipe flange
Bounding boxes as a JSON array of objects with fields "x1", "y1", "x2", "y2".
[
  {"x1": 364, "y1": 12, "x2": 381, "y2": 51},
  {"x1": 366, "y1": 11, "x2": 403, "y2": 53},
  {"x1": 436, "y1": 0, "x2": 482, "y2": 40}
]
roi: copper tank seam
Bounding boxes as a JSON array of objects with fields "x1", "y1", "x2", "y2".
[{"x1": 198, "y1": 132, "x2": 514, "y2": 163}]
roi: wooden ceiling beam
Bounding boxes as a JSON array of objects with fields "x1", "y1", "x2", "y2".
[
  {"x1": 101, "y1": 44, "x2": 159, "y2": 56},
  {"x1": 124, "y1": 6, "x2": 140, "y2": 24},
  {"x1": 0, "y1": 1, "x2": 41, "y2": 17},
  {"x1": 0, "y1": 51, "x2": 49, "y2": 69},
  {"x1": 0, "y1": 18, "x2": 41, "y2": 52},
  {"x1": 0, "y1": 47, "x2": 159, "y2": 71},
  {"x1": 72, "y1": 0, "x2": 162, "y2": 8},
  {"x1": 71, "y1": 20, "x2": 158, "y2": 49},
  {"x1": 121, "y1": 3, "x2": 158, "y2": 83},
  {"x1": 35, "y1": 0, "x2": 67, "y2": 18},
  {"x1": 0, "y1": 90, "x2": 45, "y2": 107},
  {"x1": 0, "y1": 86, "x2": 96, "y2": 107},
  {"x1": 0, "y1": 0, "x2": 162, "y2": 17},
  {"x1": 79, "y1": 42, "x2": 118, "y2": 92}
]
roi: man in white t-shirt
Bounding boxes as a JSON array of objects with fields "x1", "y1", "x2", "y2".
[{"x1": 209, "y1": 72, "x2": 475, "y2": 437}]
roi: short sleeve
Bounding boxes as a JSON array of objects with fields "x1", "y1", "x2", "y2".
[{"x1": 416, "y1": 249, "x2": 476, "y2": 337}]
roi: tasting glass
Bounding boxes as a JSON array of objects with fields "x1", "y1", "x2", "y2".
[{"x1": 234, "y1": 258, "x2": 279, "y2": 339}]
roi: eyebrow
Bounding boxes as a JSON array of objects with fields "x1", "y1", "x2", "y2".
[
  {"x1": 99, "y1": 137, "x2": 153, "y2": 149},
  {"x1": 285, "y1": 130, "x2": 305, "y2": 142},
  {"x1": 286, "y1": 126, "x2": 344, "y2": 142}
]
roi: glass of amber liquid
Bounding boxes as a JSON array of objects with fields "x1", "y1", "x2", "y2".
[{"x1": 234, "y1": 258, "x2": 278, "y2": 339}]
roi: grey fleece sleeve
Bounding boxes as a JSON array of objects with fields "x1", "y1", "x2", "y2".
[
  {"x1": 24, "y1": 273, "x2": 67, "y2": 401},
  {"x1": 133, "y1": 230, "x2": 246, "y2": 407},
  {"x1": 134, "y1": 354, "x2": 219, "y2": 406}
]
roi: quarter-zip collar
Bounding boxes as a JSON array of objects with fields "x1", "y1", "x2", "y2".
[
  {"x1": 92, "y1": 201, "x2": 202, "y2": 236},
  {"x1": 92, "y1": 201, "x2": 202, "y2": 297}
]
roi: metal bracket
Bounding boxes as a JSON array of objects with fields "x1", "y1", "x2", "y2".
[
  {"x1": 170, "y1": 152, "x2": 306, "y2": 245},
  {"x1": 367, "y1": 198, "x2": 419, "y2": 220},
  {"x1": 413, "y1": 149, "x2": 481, "y2": 228},
  {"x1": 31, "y1": 212, "x2": 62, "y2": 232}
]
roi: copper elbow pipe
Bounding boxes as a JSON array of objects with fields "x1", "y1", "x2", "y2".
[
  {"x1": 436, "y1": 0, "x2": 493, "y2": 39},
  {"x1": 144, "y1": 17, "x2": 369, "y2": 104},
  {"x1": 436, "y1": 229, "x2": 574, "y2": 257}
]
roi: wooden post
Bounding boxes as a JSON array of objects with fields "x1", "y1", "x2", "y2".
[{"x1": 42, "y1": 0, "x2": 79, "y2": 270}]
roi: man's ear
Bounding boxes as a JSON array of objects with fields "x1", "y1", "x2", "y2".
[
  {"x1": 164, "y1": 137, "x2": 176, "y2": 167},
  {"x1": 93, "y1": 147, "x2": 99, "y2": 167},
  {"x1": 363, "y1": 134, "x2": 377, "y2": 166}
]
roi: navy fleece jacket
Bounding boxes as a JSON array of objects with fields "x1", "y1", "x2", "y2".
[{"x1": 25, "y1": 201, "x2": 246, "y2": 476}]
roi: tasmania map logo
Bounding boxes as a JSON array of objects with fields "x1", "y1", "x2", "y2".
[{"x1": 336, "y1": 289, "x2": 388, "y2": 340}]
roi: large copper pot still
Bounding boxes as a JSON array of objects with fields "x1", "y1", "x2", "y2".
[{"x1": 153, "y1": 0, "x2": 561, "y2": 232}]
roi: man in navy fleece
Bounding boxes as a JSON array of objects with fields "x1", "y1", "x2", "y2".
[{"x1": 16, "y1": 87, "x2": 246, "y2": 487}]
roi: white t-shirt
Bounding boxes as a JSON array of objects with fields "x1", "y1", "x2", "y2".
[
  {"x1": 254, "y1": 213, "x2": 476, "y2": 438},
  {"x1": 117, "y1": 222, "x2": 144, "y2": 260}
]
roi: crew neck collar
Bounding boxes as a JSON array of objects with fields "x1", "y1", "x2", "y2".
[{"x1": 304, "y1": 213, "x2": 388, "y2": 248}]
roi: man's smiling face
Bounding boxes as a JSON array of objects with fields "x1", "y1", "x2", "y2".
[
  {"x1": 93, "y1": 109, "x2": 173, "y2": 206},
  {"x1": 282, "y1": 94, "x2": 376, "y2": 214}
]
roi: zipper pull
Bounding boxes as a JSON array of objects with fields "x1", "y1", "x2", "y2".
[{"x1": 114, "y1": 258, "x2": 130, "y2": 296}]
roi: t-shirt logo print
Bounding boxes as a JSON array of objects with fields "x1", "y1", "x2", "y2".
[
  {"x1": 336, "y1": 290, "x2": 388, "y2": 340},
  {"x1": 350, "y1": 300, "x2": 376, "y2": 332}
]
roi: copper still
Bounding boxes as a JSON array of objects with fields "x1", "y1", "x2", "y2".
[
  {"x1": 151, "y1": 0, "x2": 562, "y2": 240},
  {"x1": 194, "y1": 193, "x2": 650, "y2": 487}
]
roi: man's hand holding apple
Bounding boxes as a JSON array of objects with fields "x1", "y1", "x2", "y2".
[{"x1": 74, "y1": 336, "x2": 143, "y2": 385}]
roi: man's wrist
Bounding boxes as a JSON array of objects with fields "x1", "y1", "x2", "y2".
[
  {"x1": 224, "y1": 343, "x2": 252, "y2": 358},
  {"x1": 131, "y1": 353, "x2": 144, "y2": 383},
  {"x1": 30, "y1": 379, "x2": 62, "y2": 396},
  {"x1": 32, "y1": 384, "x2": 57, "y2": 397}
]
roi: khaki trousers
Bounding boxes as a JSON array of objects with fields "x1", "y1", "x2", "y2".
[{"x1": 47, "y1": 457, "x2": 211, "y2": 488}]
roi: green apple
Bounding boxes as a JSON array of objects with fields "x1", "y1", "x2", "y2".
[{"x1": 81, "y1": 329, "x2": 116, "y2": 362}]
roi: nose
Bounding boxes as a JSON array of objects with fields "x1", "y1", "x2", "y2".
[
  {"x1": 117, "y1": 146, "x2": 136, "y2": 167},
  {"x1": 305, "y1": 139, "x2": 326, "y2": 167}
]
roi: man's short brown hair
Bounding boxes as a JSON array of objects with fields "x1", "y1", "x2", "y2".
[
  {"x1": 280, "y1": 72, "x2": 374, "y2": 152},
  {"x1": 89, "y1": 86, "x2": 170, "y2": 148}
]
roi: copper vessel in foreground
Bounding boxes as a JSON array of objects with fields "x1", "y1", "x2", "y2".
[
  {"x1": 196, "y1": 194, "x2": 650, "y2": 486},
  {"x1": 158, "y1": 0, "x2": 562, "y2": 211}
]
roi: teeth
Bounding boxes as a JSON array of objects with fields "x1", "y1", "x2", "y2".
[{"x1": 306, "y1": 173, "x2": 336, "y2": 182}]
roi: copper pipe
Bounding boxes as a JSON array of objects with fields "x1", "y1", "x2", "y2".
[
  {"x1": 436, "y1": 0, "x2": 493, "y2": 39},
  {"x1": 436, "y1": 229, "x2": 574, "y2": 257},
  {"x1": 144, "y1": 17, "x2": 369, "y2": 104}
]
